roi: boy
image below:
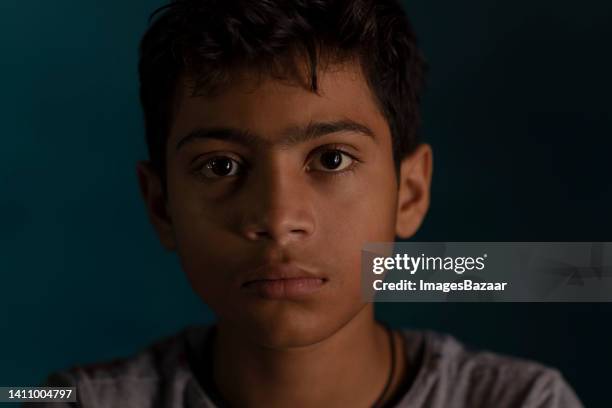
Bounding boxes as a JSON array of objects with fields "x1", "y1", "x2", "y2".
[{"x1": 36, "y1": 0, "x2": 582, "y2": 406}]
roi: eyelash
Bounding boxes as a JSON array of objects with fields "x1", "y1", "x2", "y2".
[
  {"x1": 191, "y1": 146, "x2": 361, "y2": 180},
  {"x1": 191, "y1": 154, "x2": 246, "y2": 181},
  {"x1": 307, "y1": 147, "x2": 360, "y2": 177}
]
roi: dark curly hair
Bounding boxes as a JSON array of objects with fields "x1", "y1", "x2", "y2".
[{"x1": 138, "y1": 0, "x2": 427, "y2": 189}]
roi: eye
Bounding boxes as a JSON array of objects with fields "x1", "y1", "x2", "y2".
[
  {"x1": 198, "y1": 156, "x2": 243, "y2": 179},
  {"x1": 308, "y1": 149, "x2": 355, "y2": 172}
]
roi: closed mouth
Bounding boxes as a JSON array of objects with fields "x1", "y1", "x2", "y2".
[
  {"x1": 242, "y1": 276, "x2": 328, "y2": 287},
  {"x1": 240, "y1": 269, "x2": 328, "y2": 299}
]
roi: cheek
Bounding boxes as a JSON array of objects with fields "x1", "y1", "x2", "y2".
[
  {"x1": 314, "y1": 169, "x2": 398, "y2": 292},
  {"x1": 166, "y1": 185, "x2": 240, "y2": 309},
  {"x1": 317, "y1": 171, "x2": 398, "y2": 246},
  {"x1": 174, "y1": 222, "x2": 229, "y2": 308}
]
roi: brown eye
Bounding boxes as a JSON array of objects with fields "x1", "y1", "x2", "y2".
[
  {"x1": 200, "y1": 156, "x2": 242, "y2": 178},
  {"x1": 309, "y1": 150, "x2": 354, "y2": 172}
]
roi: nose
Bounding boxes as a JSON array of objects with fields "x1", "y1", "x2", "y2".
[{"x1": 240, "y1": 164, "x2": 316, "y2": 245}]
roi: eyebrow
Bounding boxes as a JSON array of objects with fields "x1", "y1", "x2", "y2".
[{"x1": 175, "y1": 119, "x2": 376, "y2": 151}]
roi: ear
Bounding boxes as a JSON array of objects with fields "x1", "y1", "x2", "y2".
[
  {"x1": 136, "y1": 161, "x2": 176, "y2": 251},
  {"x1": 395, "y1": 144, "x2": 433, "y2": 239}
]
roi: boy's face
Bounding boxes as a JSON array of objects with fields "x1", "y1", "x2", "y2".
[{"x1": 138, "y1": 61, "x2": 431, "y2": 348}]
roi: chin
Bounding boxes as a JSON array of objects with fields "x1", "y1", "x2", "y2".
[
  {"x1": 234, "y1": 304, "x2": 341, "y2": 349},
  {"x1": 230, "y1": 298, "x2": 365, "y2": 349}
]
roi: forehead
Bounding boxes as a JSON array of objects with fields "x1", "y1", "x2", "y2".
[{"x1": 168, "y1": 61, "x2": 391, "y2": 146}]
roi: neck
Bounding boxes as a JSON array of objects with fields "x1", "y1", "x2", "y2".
[{"x1": 211, "y1": 305, "x2": 404, "y2": 408}]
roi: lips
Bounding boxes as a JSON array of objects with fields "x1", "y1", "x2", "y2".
[{"x1": 241, "y1": 264, "x2": 327, "y2": 299}]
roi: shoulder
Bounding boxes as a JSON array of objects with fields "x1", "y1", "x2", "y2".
[
  {"x1": 397, "y1": 330, "x2": 583, "y2": 408},
  {"x1": 40, "y1": 325, "x2": 212, "y2": 407}
]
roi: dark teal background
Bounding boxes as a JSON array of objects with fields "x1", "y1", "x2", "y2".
[{"x1": 1, "y1": 0, "x2": 611, "y2": 406}]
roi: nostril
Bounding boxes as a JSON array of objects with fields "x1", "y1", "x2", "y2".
[{"x1": 242, "y1": 216, "x2": 314, "y2": 242}]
